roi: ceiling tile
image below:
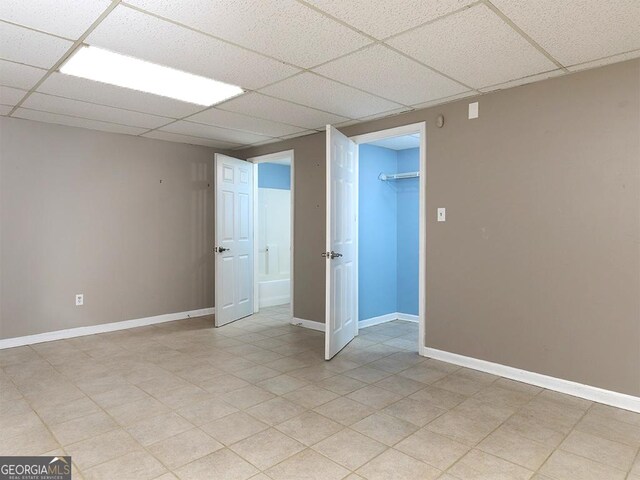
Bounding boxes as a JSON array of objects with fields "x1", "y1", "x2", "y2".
[
  {"x1": 86, "y1": 5, "x2": 299, "y2": 90},
  {"x1": 280, "y1": 130, "x2": 318, "y2": 140},
  {"x1": 307, "y1": 0, "x2": 474, "y2": 39},
  {"x1": 242, "y1": 138, "x2": 282, "y2": 148},
  {"x1": 22, "y1": 92, "x2": 173, "y2": 129},
  {"x1": 567, "y1": 49, "x2": 640, "y2": 73},
  {"x1": 0, "y1": 59, "x2": 47, "y2": 90},
  {"x1": 0, "y1": 105, "x2": 12, "y2": 115},
  {"x1": 314, "y1": 44, "x2": 467, "y2": 105},
  {"x1": 491, "y1": 0, "x2": 640, "y2": 67},
  {"x1": 219, "y1": 93, "x2": 348, "y2": 130},
  {"x1": 188, "y1": 108, "x2": 305, "y2": 137},
  {"x1": 161, "y1": 121, "x2": 274, "y2": 145},
  {"x1": 0, "y1": 85, "x2": 27, "y2": 106},
  {"x1": 142, "y1": 130, "x2": 239, "y2": 149},
  {"x1": 126, "y1": 0, "x2": 370, "y2": 68},
  {"x1": 387, "y1": 4, "x2": 556, "y2": 89},
  {"x1": 411, "y1": 90, "x2": 476, "y2": 110},
  {"x1": 479, "y1": 69, "x2": 564, "y2": 92},
  {"x1": 357, "y1": 106, "x2": 413, "y2": 121},
  {"x1": 37, "y1": 73, "x2": 203, "y2": 118},
  {"x1": 0, "y1": 21, "x2": 72, "y2": 68},
  {"x1": 260, "y1": 72, "x2": 402, "y2": 118},
  {"x1": 0, "y1": 0, "x2": 111, "y2": 39},
  {"x1": 13, "y1": 108, "x2": 148, "y2": 136}
]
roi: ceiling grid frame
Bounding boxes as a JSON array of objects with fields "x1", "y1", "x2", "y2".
[{"x1": 0, "y1": 0, "x2": 637, "y2": 147}]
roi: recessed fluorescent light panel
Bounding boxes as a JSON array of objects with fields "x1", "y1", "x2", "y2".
[{"x1": 60, "y1": 46, "x2": 243, "y2": 106}]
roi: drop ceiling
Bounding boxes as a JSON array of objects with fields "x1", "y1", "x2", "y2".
[{"x1": 1, "y1": 0, "x2": 638, "y2": 150}]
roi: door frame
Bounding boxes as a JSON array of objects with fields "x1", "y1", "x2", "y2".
[
  {"x1": 349, "y1": 122, "x2": 427, "y2": 356},
  {"x1": 247, "y1": 150, "x2": 295, "y2": 319}
]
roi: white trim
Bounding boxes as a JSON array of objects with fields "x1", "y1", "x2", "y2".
[
  {"x1": 350, "y1": 123, "x2": 425, "y2": 144},
  {"x1": 252, "y1": 162, "x2": 260, "y2": 313},
  {"x1": 359, "y1": 312, "x2": 420, "y2": 328},
  {"x1": 350, "y1": 121, "x2": 427, "y2": 357},
  {"x1": 259, "y1": 294, "x2": 291, "y2": 309},
  {"x1": 291, "y1": 318, "x2": 325, "y2": 332},
  {"x1": 425, "y1": 347, "x2": 640, "y2": 413},
  {"x1": 0, "y1": 308, "x2": 215, "y2": 350},
  {"x1": 247, "y1": 150, "x2": 295, "y2": 320},
  {"x1": 359, "y1": 313, "x2": 398, "y2": 329},
  {"x1": 397, "y1": 313, "x2": 419, "y2": 323},
  {"x1": 324, "y1": 127, "x2": 332, "y2": 356}
]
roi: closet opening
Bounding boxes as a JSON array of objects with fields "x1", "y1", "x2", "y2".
[{"x1": 351, "y1": 123, "x2": 426, "y2": 355}]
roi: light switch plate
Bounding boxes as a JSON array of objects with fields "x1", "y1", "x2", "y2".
[
  {"x1": 468, "y1": 102, "x2": 479, "y2": 119},
  {"x1": 437, "y1": 208, "x2": 446, "y2": 222}
]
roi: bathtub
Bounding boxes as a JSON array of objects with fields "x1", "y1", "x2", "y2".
[{"x1": 258, "y1": 276, "x2": 291, "y2": 308}]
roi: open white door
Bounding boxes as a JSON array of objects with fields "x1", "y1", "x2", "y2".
[
  {"x1": 325, "y1": 126, "x2": 358, "y2": 360},
  {"x1": 214, "y1": 154, "x2": 254, "y2": 327}
]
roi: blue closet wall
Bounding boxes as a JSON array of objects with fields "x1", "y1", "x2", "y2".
[
  {"x1": 258, "y1": 163, "x2": 291, "y2": 190},
  {"x1": 358, "y1": 145, "x2": 398, "y2": 321},
  {"x1": 396, "y1": 148, "x2": 419, "y2": 316},
  {"x1": 358, "y1": 145, "x2": 419, "y2": 321}
]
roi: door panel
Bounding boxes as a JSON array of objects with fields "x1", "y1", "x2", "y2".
[
  {"x1": 325, "y1": 126, "x2": 358, "y2": 359},
  {"x1": 215, "y1": 154, "x2": 254, "y2": 326}
]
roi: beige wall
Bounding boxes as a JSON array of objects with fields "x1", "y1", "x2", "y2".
[
  {"x1": 237, "y1": 59, "x2": 640, "y2": 396},
  {"x1": 1, "y1": 59, "x2": 638, "y2": 396},
  {"x1": 0, "y1": 118, "x2": 216, "y2": 339}
]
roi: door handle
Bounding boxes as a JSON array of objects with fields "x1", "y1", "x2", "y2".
[
  {"x1": 215, "y1": 247, "x2": 230, "y2": 253},
  {"x1": 321, "y1": 251, "x2": 342, "y2": 259}
]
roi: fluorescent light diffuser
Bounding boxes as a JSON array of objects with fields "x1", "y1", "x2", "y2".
[{"x1": 60, "y1": 46, "x2": 243, "y2": 106}]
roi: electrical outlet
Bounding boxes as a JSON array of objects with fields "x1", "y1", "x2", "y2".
[{"x1": 75, "y1": 294, "x2": 84, "y2": 306}]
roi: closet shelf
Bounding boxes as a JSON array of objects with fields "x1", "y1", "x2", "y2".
[{"x1": 378, "y1": 171, "x2": 419, "y2": 181}]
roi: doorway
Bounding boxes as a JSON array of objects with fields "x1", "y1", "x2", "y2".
[
  {"x1": 325, "y1": 123, "x2": 426, "y2": 360},
  {"x1": 249, "y1": 150, "x2": 294, "y2": 319}
]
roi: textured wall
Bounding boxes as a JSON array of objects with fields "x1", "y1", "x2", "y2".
[
  {"x1": 0, "y1": 117, "x2": 216, "y2": 339},
  {"x1": 236, "y1": 59, "x2": 640, "y2": 396}
]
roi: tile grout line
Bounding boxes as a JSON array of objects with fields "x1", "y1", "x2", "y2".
[{"x1": 3, "y1": 313, "x2": 639, "y2": 478}]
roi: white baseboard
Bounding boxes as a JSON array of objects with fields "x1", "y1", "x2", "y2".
[
  {"x1": 360, "y1": 312, "x2": 419, "y2": 329},
  {"x1": 259, "y1": 295, "x2": 291, "y2": 308},
  {"x1": 0, "y1": 307, "x2": 216, "y2": 350},
  {"x1": 397, "y1": 313, "x2": 419, "y2": 323},
  {"x1": 291, "y1": 317, "x2": 325, "y2": 332},
  {"x1": 425, "y1": 347, "x2": 640, "y2": 413},
  {"x1": 359, "y1": 313, "x2": 397, "y2": 328}
]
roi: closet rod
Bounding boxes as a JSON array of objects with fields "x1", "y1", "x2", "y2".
[{"x1": 378, "y1": 171, "x2": 420, "y2": 181}]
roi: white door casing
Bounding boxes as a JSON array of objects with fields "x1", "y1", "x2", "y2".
[
  {"x1": 214, "y1": 154, "x2": 254, "y2": 326},
  {"x1": 325, "y1": 126, "x2": 358, "y2": 360}
]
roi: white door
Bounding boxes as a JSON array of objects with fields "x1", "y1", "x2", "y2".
[
  {"x1": 215, "y1": 154, "x2": 254, "y2": 326},
  {"x1": 325, "y1": 126, "x2": 358, "y2": 359}
]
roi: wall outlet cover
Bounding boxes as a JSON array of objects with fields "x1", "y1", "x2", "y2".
[
  {"x1": 468, "y1": 102, "x2": 479, "y2": 119},
  {"x1": 75, "y1": 294, "x2": 84, "y2": 306}
]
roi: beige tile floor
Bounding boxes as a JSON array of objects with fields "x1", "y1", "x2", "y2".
[{"x1": 1, "y1": 304, "x2": 639, "y2": 480}]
